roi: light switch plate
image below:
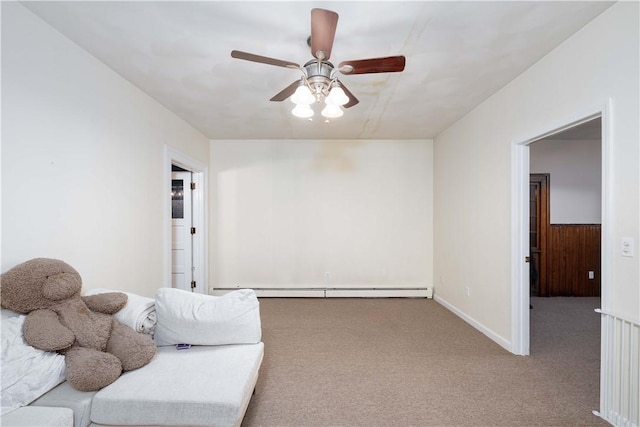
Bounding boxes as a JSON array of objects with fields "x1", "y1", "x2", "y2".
[{"x1": 622, "y1": 237, "x2": 635, "y2": 257}]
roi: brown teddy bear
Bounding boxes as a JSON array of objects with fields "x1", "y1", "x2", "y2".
[{"x1": 0, "y1": 258, "x2": 156, "y2": 391}]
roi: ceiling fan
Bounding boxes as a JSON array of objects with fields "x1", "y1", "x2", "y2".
[{"x1": 230, "y1": 8, "x2": 406, "y2": 119}]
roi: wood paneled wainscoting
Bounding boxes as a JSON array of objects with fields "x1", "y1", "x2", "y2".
[{"x1": 548, "y1": 224, "x2": 601, "y2": 297}]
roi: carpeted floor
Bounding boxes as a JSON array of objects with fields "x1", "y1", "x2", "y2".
[{"x1": 242, "y1": 297, "x2": 608, "y2": 427}]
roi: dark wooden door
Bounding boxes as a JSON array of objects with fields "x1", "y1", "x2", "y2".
[{"x1": 530, "y1": 174, "x2": 550, "y2": 297}]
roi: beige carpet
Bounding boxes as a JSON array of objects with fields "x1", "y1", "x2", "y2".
[{"x1": 242, "y1": 297, "x2": 608, "y2": 427}]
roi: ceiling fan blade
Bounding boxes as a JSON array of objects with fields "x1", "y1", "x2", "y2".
[
  {"x1": 270, "y1": 80, "x2": 300, "y2": 102},
  {"x1": 338, "y1": 80, "x2": 359, "y2": 108},
  {"x1": 310, "y1": 8, "x2": 338, "y2": 60},
  {"x1": 231, "y1": 50, "x2": 300, "y2": 69},
  {"x1": 339, "y1": 56, "x2": 406, "y2": 75}
]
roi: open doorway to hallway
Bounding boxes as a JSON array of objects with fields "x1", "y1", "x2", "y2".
[
  {"x1": 529, "y1": 117, "x2": 602, "y2": 300},
  {"x1": 528, "y1": 117, "x2": 602, "y2": 419},
  {"x1": 529, "y1": 117, "x2": 602, "y2": 414},
  {"x1": 512, "y1": 101, "x2": 620, "y2": 423}
]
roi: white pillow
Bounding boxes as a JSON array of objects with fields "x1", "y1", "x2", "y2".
[
  {"x1": 1, "y1": 315, "x2": 67, "y2": 415},
  {"x1": 153, "y1": 288, "x2": 262, "y2": 347}
]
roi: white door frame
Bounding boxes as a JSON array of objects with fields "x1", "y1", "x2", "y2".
[
  {"x1": 510, "y1": 98, "x2": 613, "y2": 356},
  {"x1": 164, "y1": 145, "x2": 208, "y2": 294}
]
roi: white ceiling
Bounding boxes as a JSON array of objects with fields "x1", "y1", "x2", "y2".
[{"x1": 21, "y1": 1, "x2": 614, "y2": 140}]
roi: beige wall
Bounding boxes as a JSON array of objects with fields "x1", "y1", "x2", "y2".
[
  {"x1": 434, "y1": 1, "x2": 639, "y2": 347},
  {"x1": 1, "y1": 3, "x2": 210, "y2": 297},
  {"x1": 209, "y1": 140, "x2": 433, "y2": 292}
]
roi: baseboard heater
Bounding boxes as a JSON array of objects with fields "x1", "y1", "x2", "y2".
[{"x1": 210, "y1": 287, "x2": 433, "y2": 298}]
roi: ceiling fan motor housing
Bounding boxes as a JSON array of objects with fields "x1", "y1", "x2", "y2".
[{"x1": 304, "y1": 59, "x2": 334, "y2": 100}]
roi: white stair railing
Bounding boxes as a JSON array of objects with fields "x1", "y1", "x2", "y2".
[{"x1": 594, "y1": 308, "x2": 640, "y2": 427}]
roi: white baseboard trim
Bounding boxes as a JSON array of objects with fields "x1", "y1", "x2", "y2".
[
  {"x1": 326, "y1": 288, "x2": 432, "y2": 298},
  {"x1": 434, "y1": 294, "x2": 513, "y2": 353},
  {"x1": 210, "y1": 287, "x2": 433, "y2": 298}
]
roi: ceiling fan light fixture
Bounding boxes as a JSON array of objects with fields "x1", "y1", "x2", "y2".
[
  {"x1": 321, "y1": 103, "x2": 343, "y2": 119},
  {"x1": 325, "y1": 85, "x2": 349, "y2": 106},
  {"x1": 231, "y1": 9, "x2": 406, "y2": 122},
  {"x1": 292, "y1": 103, "x2": 314, "y2": 118},
  {"x1": 290, "y1": 81, "x2": 315, "y2": 105}
]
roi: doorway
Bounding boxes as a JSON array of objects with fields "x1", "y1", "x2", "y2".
[
  {"x1": 511, "y1": 100, "x2": 611, "y2": 357},
  {"x1": 164, "y1": 146, "x2": 207, "y2": 294},
  {"x1": 530, "y1": 121, "x2": 602, "y2": 299},
  {"x1": 526, "y1": 120, "x2": 603, "y2": 419}
]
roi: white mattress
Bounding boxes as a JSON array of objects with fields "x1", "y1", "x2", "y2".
[{"x1": 90, "y1": 343, "x2": 264, "y2": 427}]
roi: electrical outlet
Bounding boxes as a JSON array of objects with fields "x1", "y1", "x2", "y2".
[
  {"x1": 324, "y1": 272, "x2": 330, "y2": 280},
  {"x1": 465, "y1": 287, "x2": 470, "y2": 297},
  {"x1": 588, "y1": 271, "x2": 595, "y2": 280},
  {"x1": 622, "y1": 237, "x2": 635, "y2": 257}
]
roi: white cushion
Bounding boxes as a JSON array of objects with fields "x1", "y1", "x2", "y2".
[
  {"x1": 1, "y1": 315, "x2": 66, "y2": 415},
  {"x1": 31, "y1": 381, "x2": 96, "y2": 427},
  {"x1": 154, "y1": 288, "x2": 261, "y2": 346},
  {"x1": 0, "y1": 406, "x2": 73, "y2": 427},
  {"x1": 90, "y1": 343, "x2": 264, "y2": 427}
]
